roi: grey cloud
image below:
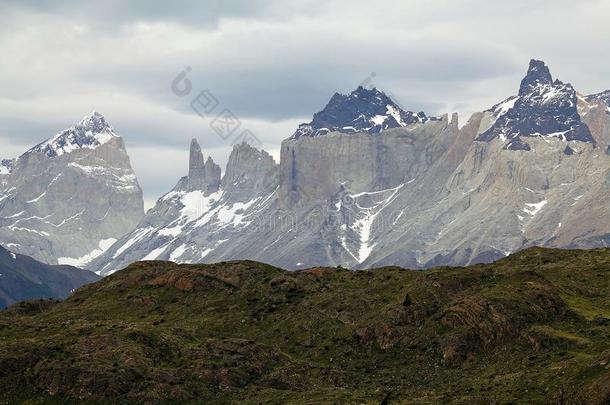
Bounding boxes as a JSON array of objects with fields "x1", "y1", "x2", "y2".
[
  {"x1": 0, "y1": 0, "x2": 324, "y2": 29},
  {"x1": 1, "y1": 0, "x2": 609, "y2": 205},
  {"x1": 71, "y1": 33, "x2": 519, "y2": 123}
]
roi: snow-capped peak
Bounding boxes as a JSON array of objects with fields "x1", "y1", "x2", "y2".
[
  {"x1": 291, "y1": 86, "x2": 430, "y2": 139},
  {"x1": 77, "y1": 111, "x2": 113, "y2": 133},
  {"x1": 28, "y1": 111, "x2": 119, "y2": 158}
]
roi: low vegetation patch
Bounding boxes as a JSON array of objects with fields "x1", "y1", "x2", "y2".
[{"x1": 2, "y1": 248, "x2": 610, "y2": 403}]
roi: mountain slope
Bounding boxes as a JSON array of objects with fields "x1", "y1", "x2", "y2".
[
  {"x1": 0, "y1": 112, "x2": 145, "y2": 266},
  {"x1": 91, "y1": 140, "x2": 278, "y2": 275},
  {"x1": 0, "y1": 246, "x2": 99, "y2": 308},
  {"x1": 2, "y1": 248, "x2": 610, "y2": 403}
]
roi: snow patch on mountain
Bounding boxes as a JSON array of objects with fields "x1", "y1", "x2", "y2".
[
  {"x1": 57, "y1": 238, "x2": 117, "y2": 268},
  {"x1": 112, "y1": 227, "x2": 155, "y2": 259},
  {"x1": 523, "y1": 200, "x2": 547, "y2": 217},
  {"x1": 142, "y1": 244, "x2": 169, "y2": 261},
  {"x1": 339, "y1": 184, "x2": 405, "y2": 263},
  {"x1": 169, "y1": 244, "x2": 188, "y2": 261}
]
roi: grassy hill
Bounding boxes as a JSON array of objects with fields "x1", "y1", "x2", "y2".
[{"x1": 2, "y1": 247, "x2": 610, "y2": 403}]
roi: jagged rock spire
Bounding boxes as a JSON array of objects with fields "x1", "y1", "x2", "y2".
[
  {"x1": 188, "y1": 138, "x2": 205, "y2": 176},
  {"x1": 187, "y1": 138, "x2": 221, "y2": 194}
]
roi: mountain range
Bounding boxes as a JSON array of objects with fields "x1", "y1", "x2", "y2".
[
  {"x1": 1, "y1": 59, "x2": 610, "y2": 278},
  {"x1": 89, "y1": 59, "x2": 610, "y2": 275}
]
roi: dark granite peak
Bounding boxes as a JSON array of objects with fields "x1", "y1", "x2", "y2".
[
  {"x1": 290, "y1": 86, "x2": 430, "y2": 139},
  {"x1": 477, "y1": 59, "x2": 594, "y2": 150}
]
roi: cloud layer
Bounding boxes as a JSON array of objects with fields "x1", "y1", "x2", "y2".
[{"x1": 1, "y1": 0, "x2": 609, "y2": 208}]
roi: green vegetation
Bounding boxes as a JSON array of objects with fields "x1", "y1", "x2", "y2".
[{"x1": 2, "y1": 247, "x2": 610, "y2": 403}]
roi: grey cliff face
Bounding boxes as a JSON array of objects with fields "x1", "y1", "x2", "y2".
[
  {"x1": 281, "y1": 114, "x2": 458, "y2": 207},
  {"x1": 0, "y1": 112, "x2": 144, "y2": 267},
  {"x1": 222, "y1": 142, "x2": 278, "y2": 199},
  {"x1": 89, "y1": 60, "x2": 610, "y2": 275}
]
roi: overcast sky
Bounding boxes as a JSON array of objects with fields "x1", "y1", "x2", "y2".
[{"x1": 1, "y1": 0, "x2": 609, "y2": 208}]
